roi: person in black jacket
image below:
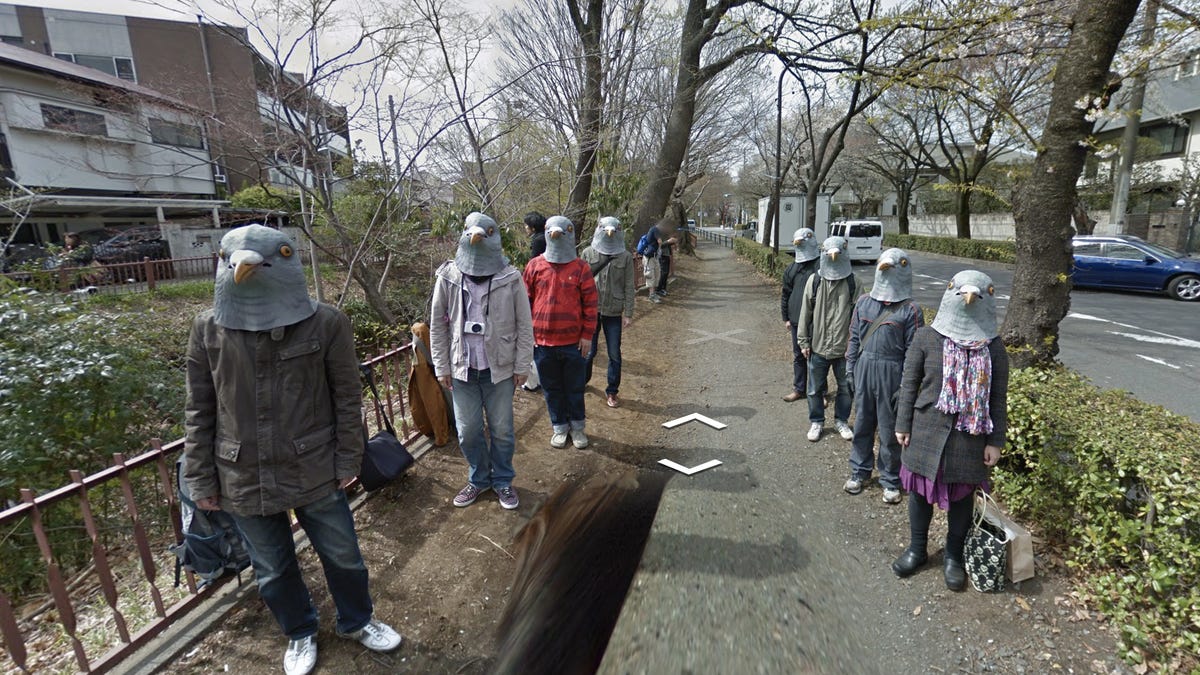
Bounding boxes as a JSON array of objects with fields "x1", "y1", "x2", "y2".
[
  {"x1": 780, "y1": 228, "x2": 820, "y2": 402},
  {"x1": 525, "y1": 212, "x2": 547, "y2": 259}
]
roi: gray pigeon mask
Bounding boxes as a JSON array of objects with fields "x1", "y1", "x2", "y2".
[
  {"x1": 213, "y1": 224, "x2": 317, "y2": 331},
  {"x1": 454, "y1": 212, "x2": 506, "y2": 276},
  {"x1": 818, "y1": 235, "x2": 853, "y2": 280},
  {"x1": 793, "y1": 228, "x2": 819, "y2": 263},
  {"x1": 544, "y1": 216, "x2": 577, "y2": 263},
  {"x1": 931, "y1": 270, "x2": 999, "y2": 342},
  {"x1": 870, "y1": 248, "x2": 913, "y2": 302},
  {"x1": 591, "y1": 217, "x2": 626, "y2": 256}
]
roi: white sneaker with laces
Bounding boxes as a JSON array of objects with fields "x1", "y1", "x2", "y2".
[
  {"x1": 340, "y1": 618, "x2": 403, "y2": 652},
  {"x1": 283, "y1": 635, "x2": 317, "y2": 675},
  {"x1": 843, "y1": 477, "x2": 864, "y2": 495},
  {"x1": 882, "y1": 488, "x2": 902, "y2": 504},
  {"x1": 551, "y1": 432, "x2": 569, "y2": 448},
  {"x1": 834, "y1": 420, "x2": 854, "y2": 440},
  {"x1": 806, "y1": 423, "x2": 822, "y2": 442}
]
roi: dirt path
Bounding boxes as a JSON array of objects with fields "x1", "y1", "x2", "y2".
[{"x1": 174, "y1": 244, "x2": 1130, "y2": 674}]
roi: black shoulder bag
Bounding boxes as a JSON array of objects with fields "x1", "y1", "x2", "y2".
[{"x1": 358, "y1": 364, "x2": 415, "y2": 491}]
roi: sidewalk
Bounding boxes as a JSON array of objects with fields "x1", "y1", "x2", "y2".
[{"x1": 166, "y1": 241, "x2": 1128, "y2": 674}]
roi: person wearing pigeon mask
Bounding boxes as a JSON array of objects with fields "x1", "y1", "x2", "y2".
[
  {"x1": 892, "y1": 270, "x2": 1009, "y2": 592},
  {"x1": 844, "y1": 249, "x2": 923, "y2": 504},
  {"x1": 430, "y1": 212, "x2": 535, "y2": 512},
  {"x1": 797, "y1": 235, "x2": 857, "y2": 443},
  {"x1": 523, "y1": 216, "x2": 599, "y2": 449},
  {"x1": 780, "y1": 228, "x2": 820, "y2": 402},
  {"x1": 184, "y1": 224, "x2": 402, "y2": 675},
  {"x1": 581, "y1": 216, "x2": 636, "y2": 408}
]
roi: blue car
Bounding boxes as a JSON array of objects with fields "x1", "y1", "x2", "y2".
[{"x1": 1071, "y1": 235, "x2": 1200, "y2": 301}]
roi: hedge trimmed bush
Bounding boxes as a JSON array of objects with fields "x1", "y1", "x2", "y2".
[
  {"x1": 733, "y1": 237, "x2": 784, "y2": 278},
  {"x1": 884, "y1": 233, "x2": 1016, "y2": 264},
  {"x1": 998, "y1": 366, "x2": 1200, "y2": 668}
]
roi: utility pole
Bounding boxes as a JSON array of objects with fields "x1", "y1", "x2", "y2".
[{"x1": 1109, "y1": 1, "x2": 1159, "y2": 234}]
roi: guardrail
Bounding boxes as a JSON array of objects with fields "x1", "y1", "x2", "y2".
[
  {"x1": 0, "y1": 343, "x2": 416, "y2": 674},
  {"x1": 693, "y1": 227, "x2": 736, "y2": 249}
]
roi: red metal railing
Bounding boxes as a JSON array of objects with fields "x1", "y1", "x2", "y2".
[{"x1": 0, "y1": 343, "x2": 416, "y2": 674}]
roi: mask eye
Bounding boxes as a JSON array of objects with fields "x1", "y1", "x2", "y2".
[
  {"x1": 218, "y1": 248, "x2": 226, "y2": 259},
  {"x1": 487, "y1": 226, "x2": 495, "y2": 236},
  {"x1": 947, "y1": 281, "x2": 955, "y2": 290},
  {"x1": 987, "y1": 284, "x2": 995, "y2": 296},
  {"x1": 279, "y1": 244, "x2": 293, "y2": 258},
  {"x1": 900, "y1": 258, "x2": 909, "y2": 267},
  {"x1": 567, "y1": 224, "x2": 574, "y2": 233}
]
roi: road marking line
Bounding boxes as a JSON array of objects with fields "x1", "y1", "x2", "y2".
[
  {"x1": 1068, "y1": 312, "x2": 1200, "y2": 349},
  {"x1": 658, "y1": 459, "x2": 722, "y2": 475},
  {"x1": 1135, "y1": 354, "x2": 1182, "y2": 370},
  {"x1": 684, "y1": 328, "x2": 749, "y2": 345},
  {"x1": 661, "y1": 413, "x2": 728, "y2": 430}
]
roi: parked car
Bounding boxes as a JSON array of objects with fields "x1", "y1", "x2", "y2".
[
  {"x1": 87, "y1": 226, "x2": 171, "y2": 264},
  {"x1": 829, "y1": 220, "x2": 883, "y2": 263},
  {"x1": 1071, "y1": 234, "x2": 1200, "y2": 301}
]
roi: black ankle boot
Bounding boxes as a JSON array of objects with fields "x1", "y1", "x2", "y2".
[
  {"x1": 892, "y1": 548, "x2": 928, "y2": 578},
  {"x1": 944, "y1": 558, "x2": 966, "y2": 591}
]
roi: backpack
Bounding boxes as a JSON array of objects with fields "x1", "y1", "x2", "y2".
[
  {"x1": 636, "y1": 232, "x2": 658, "y2": 258},
  {"x1": 169, "y1": 459, "x2": 251, "y2": 588}
]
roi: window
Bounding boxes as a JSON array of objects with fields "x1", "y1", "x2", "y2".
[
  {"x1": 0, "y1": 132, "x2": 13, "y2": 181},
  {"x1": 50, "y1": 52, "x2": 137, "y2": 81},
  {"x1": 41, "y1": 104, "x2": 107, "y2": 136},
  {"x1": 1104, "y1": 243, "x2": 1149, "y2": 261},
  {"x1": 1140, "y1": 124, "x2": 1187, "y2": 156},
  {"x1": 149, "y1": 118, "x2": 204, "y2": 149},
  {"x1": 1072, "y1": 242, "x2": 1102, "y2": 257},
  {"x1": 849, "y1": 223, "x2": 882, "y2": 238},
  {"x1": 0, "y1": 35, "x2": 22, "y2": 46}
]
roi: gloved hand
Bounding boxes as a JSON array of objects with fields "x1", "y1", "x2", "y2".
[{"x1": 845, "y1": 375, "x2": 855, "y2": 399}]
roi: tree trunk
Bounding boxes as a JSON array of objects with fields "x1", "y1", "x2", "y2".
[
  {"x1": 1002, "y1": 0, "x2": 1141, "y2": 369},
  {"x1": 565, "y1": 0, "x2": 605, "y2": 229},
  {"x1": 897, "y1": 185, "x2": 911, "y2": 235},
  {"x1": 955, "y1": 188, "x2": 972, "y2": 239}
]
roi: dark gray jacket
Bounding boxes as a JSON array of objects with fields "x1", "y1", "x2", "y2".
[
  {"x1": 895, "y1": 327, "x2": 1009, "y2": 484},
  {"x1": 183, "y1": 304, "x2": 364, "y2": 516},
  {"x1": 781, "y1": 260, "x2": 818, "y2": 324},
  {"x1": 581, "y1": 247, "x2": 636, "y2": 318}
]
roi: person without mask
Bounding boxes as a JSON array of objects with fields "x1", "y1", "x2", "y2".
[
  {"x1": 430, "y1": 212, "x2": 535, "y2": 511},
  {"x1": 183, "y1": 224, "x2": 402, "y2": 675},
  {"x1": 844, "y1": 249, "x2": 923, "y2": 503},
  {"x1": 797, "y1": 235, "x2": 857, "y2": 443},
  {"x1": 523, "y1": 216, "x2": 599, "y2": 449},
  {"x1": 892, "y1": 270, "x2": 1009, "y2": 591},
  {"x1": 780, "y1": 228, "x2": 820, "y2": 402},
  {"x1": 581, "y1": 216, "x2": 636, "y2": 408}
]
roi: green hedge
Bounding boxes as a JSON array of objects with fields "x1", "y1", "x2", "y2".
[
  {"x1": 998, "y1": 366, "x2": 1200, "y2": 668},
  {"x1": 733, "y1": 237, "x2": 784, "y2": 278},
  {"x1": 884, "y1": 233, "x2": 1016, "y2": 264}
]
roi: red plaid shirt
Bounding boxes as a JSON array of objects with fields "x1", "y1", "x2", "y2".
[{"x1": 522, "y1": 257, "x2": 598, "y2": 347}]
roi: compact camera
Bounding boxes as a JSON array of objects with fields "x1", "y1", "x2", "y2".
[{"x1": 465, "y1": 321, "x2": 486, "y2": 334}]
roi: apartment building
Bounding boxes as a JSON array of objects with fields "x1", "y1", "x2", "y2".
[{"x1": 0, "y1": 3, "x2": 350, "y2": 196}]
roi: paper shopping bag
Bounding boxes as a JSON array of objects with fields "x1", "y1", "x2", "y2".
[{"x1": 976, "y1": 493, "x2": 1036, "y2": 583}]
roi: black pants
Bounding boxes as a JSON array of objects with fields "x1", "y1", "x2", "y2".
[{"x1": 656, "y1": 255, "x2": 670, "y2": 294}]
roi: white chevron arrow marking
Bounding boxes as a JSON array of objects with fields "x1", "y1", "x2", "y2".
[
  {"x1": 661, "y1": 413, "x2": 728, "y2": 430},
  {"x1": 658, "y1": 459, "x2": 723, "y2": 475}
]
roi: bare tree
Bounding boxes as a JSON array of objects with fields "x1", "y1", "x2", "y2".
[{"x1": 1002, "y1": 0, "x2": 1142, "y2": 368}]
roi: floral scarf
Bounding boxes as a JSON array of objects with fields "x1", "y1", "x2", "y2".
[{"x1": 935, "y1": 337, "x2": 993, "y2": 435}]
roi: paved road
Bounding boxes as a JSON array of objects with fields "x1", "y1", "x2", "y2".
[
  {"x1": 887, "y1": 254, "x2": 1200, "y2": 422},
  {"x1": 597, "y1": 242, "x2": 1127, "y2": 673}
]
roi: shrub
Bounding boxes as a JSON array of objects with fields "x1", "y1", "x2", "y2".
[
  {"x1": 884, "y1": 233, "x2": 1016, "y2": 264},
  {"x1": 998, "y1": 366, "x2": 1200, "y2": 668},
  {"x1": 732, "y1": 237, "x2": 784, "y2": 278}
]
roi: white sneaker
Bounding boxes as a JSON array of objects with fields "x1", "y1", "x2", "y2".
[
  {"x1": 834, "y1": 420, "x2": 854, "y2": 440},
  {"x1": 882, "y1": 488, "x2": 902, "y2": 504},
  {"x1": 806, "y1": 423, "x2": 822, "y2": 442},
  {"x1": 572, "y1": 429, "x2": 590, "y2": 449},
  {"x1": 339, "y1": 618, "x2": 403, "y2": 652},
  {"x1": 550, "y1": 432, "x2": 569, "y2": 448},
  {"x1": 283, "y1": 635, "x2": 317, "y2": 675}
]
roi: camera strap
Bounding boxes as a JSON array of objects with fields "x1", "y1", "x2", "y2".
[{"x1": 460, "y1": 275, "x2": 493, "y2": 331}]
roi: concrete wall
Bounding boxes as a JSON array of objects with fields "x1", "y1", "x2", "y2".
[{"x1": 162, "y1": 222, "x2": 309, "y2": 261}]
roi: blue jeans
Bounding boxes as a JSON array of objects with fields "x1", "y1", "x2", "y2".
[
  {"x1": 788, "y1": 323, "x2": 807, "y2": 394},
  {"x1": 230, "y1": 490, "x2": 372, "y2": 639},
  {"x1": 451, "y1": 368, "x2": 516, "y2": 490},
  {"x1": 807, "y1": 352, "x2": 851, "y2": 425},
  {"x1": 586, "y1": 315, "x2": 623, "y2": 395},
  {"x1": 534, "y1": 344, "x2": 587, "y2": 434}
]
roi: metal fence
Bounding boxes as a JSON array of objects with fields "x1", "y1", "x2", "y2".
[
  {"x1": 692, "y1": 227, "x2": 736, "y2": 249},
  {"x1": 1, "y1": 254, "x2": 219, "y2": 294},
  {"x1": 0, "y1": 343, "x2": 416, "y2": 674}
]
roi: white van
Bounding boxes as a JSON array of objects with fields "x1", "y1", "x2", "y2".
[{"x1": 829, "y1": 220, "x2": 883, "y2": 263}]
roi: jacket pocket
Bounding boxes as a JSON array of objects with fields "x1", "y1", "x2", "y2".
[
  {"x1": 216, "y1": 437, "x2": 241, "y2": 463},
  {"x1": 279, "y1": 339, "x2": 322, "y2": 361},
  {"x1": 492, "y1": 334, "x2": 516, "y2": 371},
  {"x1": 293, "y1": 425, "x2": 337, "y2": 455}
]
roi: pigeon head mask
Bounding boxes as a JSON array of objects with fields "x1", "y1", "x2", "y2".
[
  {"x1": 544, "y1": 216, "x2": 577, "y2": 263},
  {"x1": 931, "y1": 270, "x2": 999, "y2": 342},
  {"x1": 591, "y1": 216, "x2": 626, "y2": 256},
  {"x1": 870, "y1": 248, "x2": 913, "y2": 302},
  {"x1": 455, "y1": 212, "x2": 506, "y2": 277},
  {"x1": 213, "y1": 224, "x2": 317, "y2": 331},
  {"x1": 793, "y1": 228, "x2": 819, "y2": 263},
  {"x1": 818, "y1": 235, "x2": 853, "y2": 280}
]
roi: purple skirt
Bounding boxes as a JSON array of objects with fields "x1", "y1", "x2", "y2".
[{"x1": 901, "y1": 464, "x2": 989, "y2": 511}]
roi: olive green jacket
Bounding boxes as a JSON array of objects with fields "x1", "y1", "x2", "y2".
[{"x1": 580, "y1": 247, "x2": 636, "y2": 318}]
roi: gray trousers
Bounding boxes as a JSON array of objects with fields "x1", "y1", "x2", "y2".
[{"x1": 849, "y1": 354, "x2": 904, "y2": 488}]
